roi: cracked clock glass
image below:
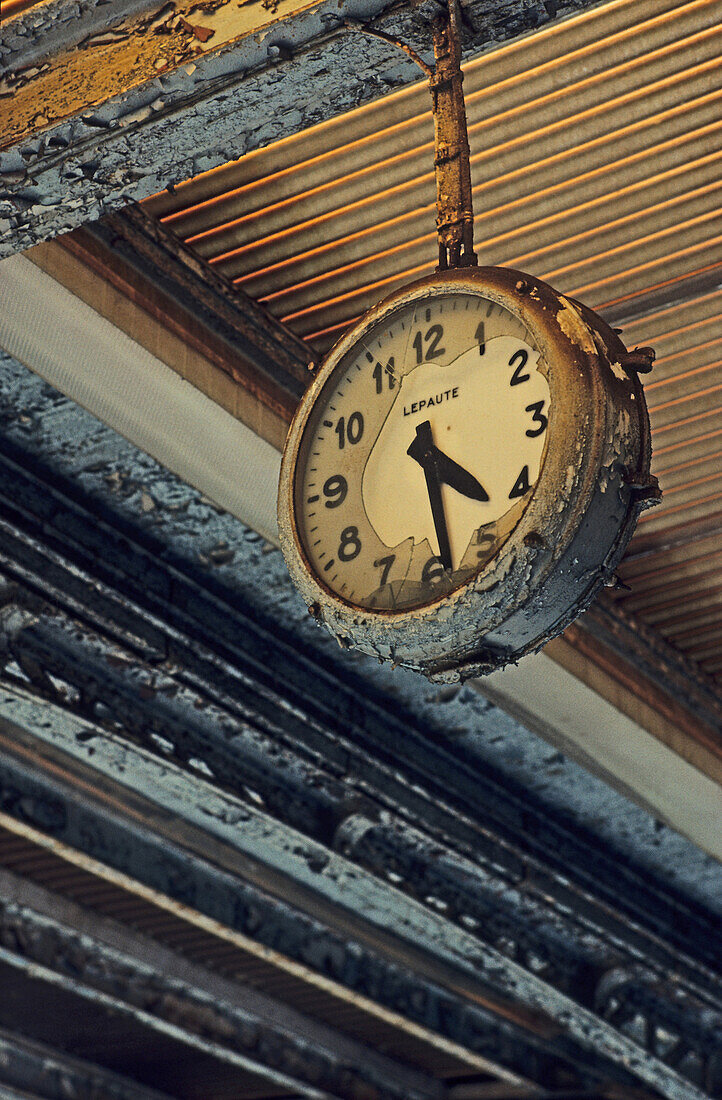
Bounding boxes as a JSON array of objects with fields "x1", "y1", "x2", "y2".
[{"x1": 294, "y1": 291, "x2": 551, "y2": 611}]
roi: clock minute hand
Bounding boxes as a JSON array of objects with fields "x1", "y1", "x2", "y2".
[
  {"x1": 407, "y1": 421, "x2": 452, "y2": 572},
  {"x1": 433, "y1": 448, "x2": 489, "y2": 502}
]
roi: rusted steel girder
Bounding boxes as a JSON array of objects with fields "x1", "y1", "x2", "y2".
[{"x1": 0, "y1": 0, "x2": 612, "y2": 258}]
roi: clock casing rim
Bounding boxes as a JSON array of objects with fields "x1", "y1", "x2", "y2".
[{"x1": 277, "y1": 266, "x2": 654, "y2": 679}]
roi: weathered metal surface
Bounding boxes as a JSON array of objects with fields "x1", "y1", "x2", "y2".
[
  {"x1": 0, "y1": 702, "x2": 579, "y2": 1091},
  {"x1": 0, "y1": 352, "x2": 719, "y2": 1094},
  {"x1": 0, "y1": 867, "x2": 444, "y2": 1100},
  {"x1": 1, "y1": 0, "x2": 614, "y2": 257},
  {"x1": 0, "y1": 0, "x2": 164, "y2": 72},
  {"x1": 277, "y1": 266, "x2": 656, "y2": 677},
  {"x1": 0, "y1": 524, "x2": 719, "y2": 1094},
  {"x1": 0, "y1": 1026, "x2": 175, "y2": 1100},
  {"x1": 430, "y1": 0, "x2": 476, "y2": 269},
  {"x1": 0, "y1": 681, "x2": 714, "y2": 1100}
]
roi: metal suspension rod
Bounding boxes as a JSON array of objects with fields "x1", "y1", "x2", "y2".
[{"x1": 430, "y1": 0, "x2": 477, "y2": 269}]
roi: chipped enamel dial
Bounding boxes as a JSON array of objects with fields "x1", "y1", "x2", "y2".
[{"x1": 278, "y1": 267, "x2": 656, "y2": 680}]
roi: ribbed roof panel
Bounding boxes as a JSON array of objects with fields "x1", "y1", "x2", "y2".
[{"x1": 143, "y1": 0, "x2": 722, "y2": 686}]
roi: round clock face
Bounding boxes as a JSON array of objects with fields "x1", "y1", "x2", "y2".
[{"x1": 294, "y1": 290, "x2": 551, "y2": 612}]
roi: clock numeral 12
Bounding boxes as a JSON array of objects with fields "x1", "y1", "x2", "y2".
[
  {"x1": 476, "y1": 322, "x2": 485, "y2": 355},
  {"x1": 413, "y1": 325, "x2": 445, "y2": 363}
]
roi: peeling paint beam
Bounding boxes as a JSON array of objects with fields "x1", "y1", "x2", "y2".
[
  {"x1": 0, "y1": 717, "x2": 582, "y2": 1093},
  {"x1": 1, "y1": 0, "x2": 612, "y2": 257},
  {"x1": 0, "y1": 867, "x2": 445, "y2": 1100},
  {"x1": 0, "y1": 591, "x2": 719, "y2": 1099}
]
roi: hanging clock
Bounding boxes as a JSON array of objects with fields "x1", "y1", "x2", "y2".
[
  {"x1": 277, "y1": 266, "x2": 658, "y2": 680},
  {"x1": 276, "y1": 0, "x2": 657, "y2": 680}
]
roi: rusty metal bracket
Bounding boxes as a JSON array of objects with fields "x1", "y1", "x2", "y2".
[{"x1": 430, "y1": 0, "x2": 477, "y2": 269}]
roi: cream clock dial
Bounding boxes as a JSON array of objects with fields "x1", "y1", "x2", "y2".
[
  {"x1": 279, "y1": 267, "x2": 656, "y2": 680},
  {"x1": 295, "y1": 293, "x2": 550, "y2": 611}
]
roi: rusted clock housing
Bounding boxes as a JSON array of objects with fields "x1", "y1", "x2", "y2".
[{"x1": 278, "y1": 267, "x2": 658, "y2": 681}]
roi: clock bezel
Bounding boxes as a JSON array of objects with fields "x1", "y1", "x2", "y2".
[{"x1": 278, "y1": 266, "x2": 652, "y2": 679}]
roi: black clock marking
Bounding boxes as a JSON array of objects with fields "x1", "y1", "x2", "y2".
[
  {"x1": 509, "y1": 349, "x2": 530, "y2": 386},
  {"x1": 323, "y1": 475, "x2": 347, "y2": 508},
  {"x1": 525, "y1": 400, "x2": 548, "y2": 437},
  {"x1": 374, "y1": 554, "x2": 396, "y2": 586},
  {"x1": 509, "y1": 466, "x2": 531, "y2": 499},
  {"x1": 412, "y1": 325, "x2": 446, "y2": 364}
]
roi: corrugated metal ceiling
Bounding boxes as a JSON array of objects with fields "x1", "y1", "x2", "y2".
[{"x1": 143, "y1": 0, "x2": 722, "y2": 684}]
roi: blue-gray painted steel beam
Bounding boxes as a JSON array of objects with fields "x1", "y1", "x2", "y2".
[
  {"x1": 0, "y1": 867, "x2": 444, "y2": 1100},
  {"x1": 0, "y1": 1026, "x2": 175, "y2": 1100},
  {"x1": 0, "y1": 351, "x2": 719, "y2": 1097}
]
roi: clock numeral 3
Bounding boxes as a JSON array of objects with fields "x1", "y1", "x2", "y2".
[
  {"x1": 338, "y1": 526, "x2": 362, "y2": 561},
  {"x1": 374, "y1": 554, "x2": 396, "y2": 585},
  {"x1": 335, "y1": 412, "x2": 364, "y2": 449},
  {"x1": 525, "y1": 400, "x2": 548, "y2": 437},
  {"x1": 413, "y1": 325, "x2": 446, "y2": 364},
  {"x1": 373, "y1": 357, "x2": 396, "y2": 393},
  {"x1": 509, "y1": 466, "x2": 531, "y2": 499},
  {"x1": 509, "y1": 349, "x2": 530, "y2": 385},
  {"x1": 323, "y1": 475, "x2": 347, "y2": 508}
]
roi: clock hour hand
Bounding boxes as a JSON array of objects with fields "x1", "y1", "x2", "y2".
[
  {"x1": 433, "y1": 448, "x2": 489, "y2": 501},
  {"x1": 407, "y1": 421, "x2": 452, "y2": 571}
]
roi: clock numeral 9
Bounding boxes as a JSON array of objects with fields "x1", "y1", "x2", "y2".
[
  {"x1": 413, "y1": 324, "x2": 445, "y2": 364},
  {"x1": 338, "y1": 526, "x2": 362, "y2": 562},
  {"x1": 335, "y1": 412, "x2": 364, "y2": 449},
  {"x1": 422, "y1": 556, "x2": 445, "y2": 583},
  {"x1": 323, "y1": 475, "x2": 347, "y2": 508},
  {"x1": 374, "y1": 554, "x2": 395, "y2": 585},
  {"x1": 509, "y1": 349, "x2": 530, "y2": 385},
  {"x1": 525, "y1": 400, "x2": 548, "y2": 437}
]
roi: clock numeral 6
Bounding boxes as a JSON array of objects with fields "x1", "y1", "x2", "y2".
[
  {"x1": 323, "y1": 475, "x2": 347, "y2": 508},
  {"x1": 338, "y1": 526, "x2": 362, "y2": 561},
  {"x1": 422, "y1": 556, "x2": 445, "y2": 583},
  {"x1": 525, "y1": 400, "x2": 548, "y2": 437},
  {"x1": 335, "y1": 412, "x2": 364, "y2": 449},
  {"x1": 413, "y1": 324, "x2": 446, "y2": 364}
]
